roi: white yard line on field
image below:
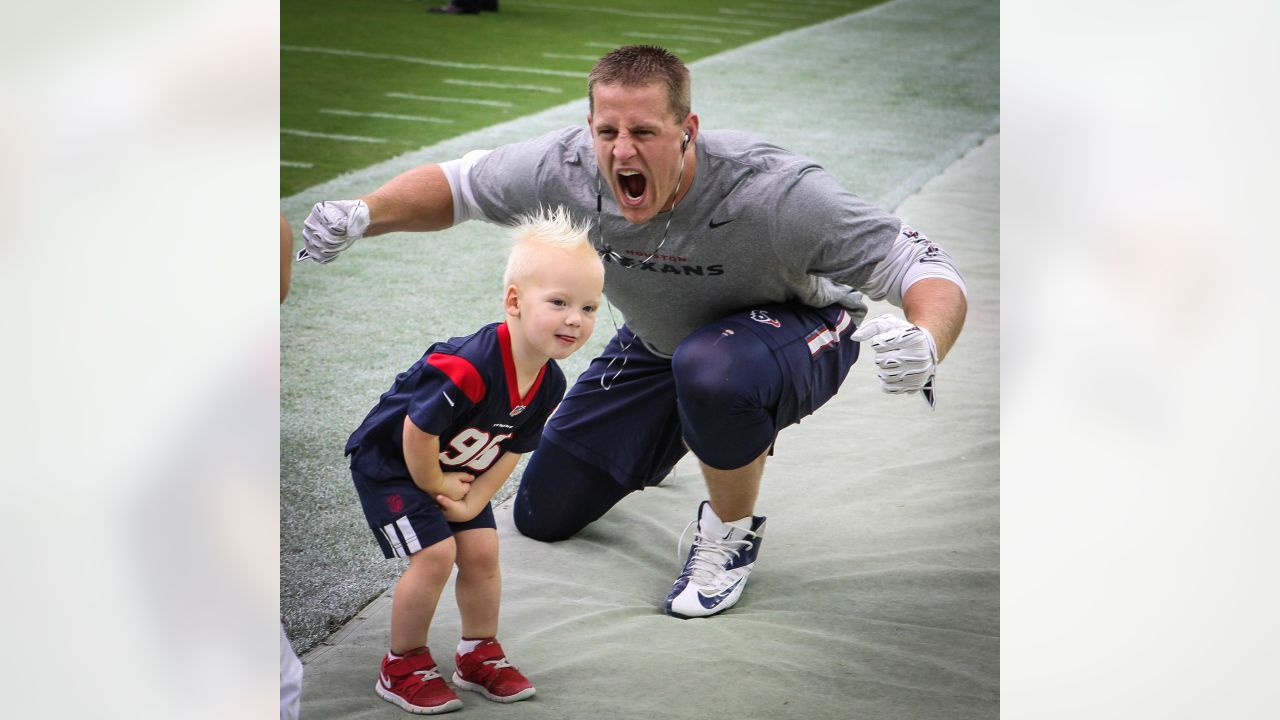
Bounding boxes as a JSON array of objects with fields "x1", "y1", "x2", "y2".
[
  {"x1": 718, "y1": 7, "x2": 811, "y2": 20},
  {"x1": 444, "y1": 79, "x2": 564, "y2": 94},
  {"x1": 321, "y1": 109, "x2": 453, "y2": 124},
  {"x1": 281, "y1": 128, "x2": 387, "y2": 144},
  {"x1": 541, "y1": 53, "x2": 604, "y2": 62},
  {"x1": 657, "y1": 24, "x2": 757, "y2": 36},
  {"x1": 623, "y1": 32, "x2": 724, "y2": 45},
  {"x1": 746, "y1": 1, "x2": 820, "y2": 12},
  {"x1": 385, "y1": 93, "x2": 514, "y2": 109},
  {"x1": 585, "y1": 41, "x2": 690, "y2": 54},
  {"x1": 510, "y1": 1, "x2": 780, "y2": 27},
  {"x1": 786, "y1": 0, "x2": 861, "y2": 7},
  {"x1": 282, "y1": 45, "x2": 583, "y2": 78}
]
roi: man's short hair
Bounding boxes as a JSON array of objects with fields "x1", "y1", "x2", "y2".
[
  {"x1": 503, "y1": 205, "x2": 597, "y2": 289},
  {"x1": 588, "y1": 45, "x2": 691, "y2": 122}
]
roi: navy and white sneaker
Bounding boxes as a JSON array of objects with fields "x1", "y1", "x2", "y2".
[{"x1": 663, "y1": 501, "x2": 766, "y2": 618}]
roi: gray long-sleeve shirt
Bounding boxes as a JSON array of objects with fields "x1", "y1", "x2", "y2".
[{"x1": 467, "y1": 126, "x2": 901, "y2": 357}]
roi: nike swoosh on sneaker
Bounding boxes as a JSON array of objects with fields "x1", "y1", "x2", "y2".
[
  {"x1": 697, "y1": 577, "x2": 743, "y2": 609},
  {"x1": 379, "y1": 672, "x2": 392, "y2": 689}
]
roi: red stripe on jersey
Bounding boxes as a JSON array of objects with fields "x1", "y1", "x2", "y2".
[
  {"x1": 497, "y1": 322, "x2": 547, "y2": 411},
  {"x1": 426, "y1": 353, "x2": 486, "y2": 404}
]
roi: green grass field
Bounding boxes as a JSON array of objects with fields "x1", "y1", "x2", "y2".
[{"x1": 282, "y1": 0, "x2": 879, "y2": 196}]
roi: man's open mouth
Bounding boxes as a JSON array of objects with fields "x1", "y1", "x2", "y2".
[{"x1": 618, "y1": 170, "x2": 646, "y2": 200}]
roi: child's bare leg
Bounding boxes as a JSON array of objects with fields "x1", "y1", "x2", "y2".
[
  {"x1": 390, "y1": 537, "x2": 457, "y2": 654},
  {"x1": 453, "y1": 528, "x2": 501, "y2": 639}
]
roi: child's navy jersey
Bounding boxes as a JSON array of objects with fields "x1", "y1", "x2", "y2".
[{"x1": 346, "y1": 322, "x2": 566, "y2": 480}]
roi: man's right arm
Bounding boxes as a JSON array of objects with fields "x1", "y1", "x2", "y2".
[
  {"x1": 298, "y1": 149, "x2": 496, "y2": 263},
  {"x1": 360, "y1": 163, "x2": 456, "y2": 236}
]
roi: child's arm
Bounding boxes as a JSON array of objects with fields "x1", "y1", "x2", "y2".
[
  {"x1": 434, "y1": 452, "x2": 522, "y2": 523},
  {"x1": 402, "y1": 416, "x2": 473, "y2": 501}
]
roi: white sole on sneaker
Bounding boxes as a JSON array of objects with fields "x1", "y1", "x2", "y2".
[
  {"x1": 375, "y1": 680, "x2": 463, "y2": 714},
  {"x1": 666, "y1": 570, "x2": 751, "y2": 618},
  {"x1": 451, "y1": 672, "x2": 536, "y2": 703}
]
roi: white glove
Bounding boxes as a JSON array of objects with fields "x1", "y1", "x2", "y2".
[
  {"x1": 296, "y1": 200, "x2": 371, "y2": 264},
  {"x1": 850, "y1": 313, "x2": 938, "y2": 408}
]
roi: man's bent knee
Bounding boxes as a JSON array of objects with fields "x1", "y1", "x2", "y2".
[
  {"x1": 673, "y1": 323, "x2": 783, "y2": 468},
  {"x1": 513, "y1": 440, "x2": 634, "y2": 542},
  {"x1": 512, "y1": 488, "x2": 581, "y2": 543}
]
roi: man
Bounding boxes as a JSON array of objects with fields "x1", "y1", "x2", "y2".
[{"x1": 299, "y1": 45, "x2": 967, "y2": 619}]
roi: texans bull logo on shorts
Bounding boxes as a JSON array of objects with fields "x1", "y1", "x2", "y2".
[
  {"x1": 386, "y1": 494, "x2": 405, "y2": 514},
  {"x1": 749, "y1": 310, "x2": 781, "y2": 328}
]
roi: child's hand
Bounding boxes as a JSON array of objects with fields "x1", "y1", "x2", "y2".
[
  {"x1": 434, "y1": 493, "x2": 478, "y2": 523},
  {"x1": 438, "y1": 471, "x2": 475, "y2": 501}
]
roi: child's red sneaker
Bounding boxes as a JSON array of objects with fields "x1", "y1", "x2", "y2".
[
  {"x1": 375, "y1": 648, "x2": 463, "y2": 714},
  {"x1": 452, "y1": 640, "x2": 536, "y2": 703}
]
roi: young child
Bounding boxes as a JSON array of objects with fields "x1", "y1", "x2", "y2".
[{"x1": 345, "y1": 206, "x2": 604, "y2": 714}]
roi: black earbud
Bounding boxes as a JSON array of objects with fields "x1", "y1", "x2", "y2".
[{"x1": 681, "y1": 131, "x2": 690, "y2": 152}]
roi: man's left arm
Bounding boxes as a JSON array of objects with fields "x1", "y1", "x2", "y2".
[
  {"x1": 902, "y1": 277, "x2": 967, "y2": 362},
  {"x1": 849, "y1": 222, "x2": 969, "y2": 403}
]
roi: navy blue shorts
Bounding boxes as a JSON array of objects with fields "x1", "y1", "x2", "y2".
[
  {"x1": 352, "y1": 465, "x2": 497, "y2": 559},
  {"x1": 514, "y1": 303, "x2": 858, "y2": 541}
]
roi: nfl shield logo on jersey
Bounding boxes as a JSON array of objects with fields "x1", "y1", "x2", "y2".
[{"x1": 510, "y1": 405, "x2": 526, "y2": 417}]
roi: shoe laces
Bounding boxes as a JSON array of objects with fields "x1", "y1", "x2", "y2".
[
  {"x1": 412, "y1": 666, "x2": 444, "y2": 682},
  {"x1": 677, "y1": 520, "x2": 754, "y2": 585}
]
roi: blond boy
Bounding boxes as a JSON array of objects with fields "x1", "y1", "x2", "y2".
[{"x1": 345, "y1": 206, "x2": 603, "y2": 713}]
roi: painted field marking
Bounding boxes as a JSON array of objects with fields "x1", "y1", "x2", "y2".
[
  {"x1": 719, "y1": 8, "x2": 810, "y2": 20},
  {"x1": 746, "y1": 1, "x2": 819, "y2": 11},
  {"x1": 386, "y1": 92, "x2": 514, "y2": 108},
  {"x1": 281, "y1": 161, "x2": 314, "y2": 168},
  {"x1": 623, "y1": 32, "x2": 724, "y2": 45},
  {"x1": 585, "y1": 41, "x2": 690, "y2": 55},
  {"x1": 282, "y1": 128, "x2": 387, "y2": 144},
  {"x1": 444, "y1": 79, "x2": 563, "y2": 94},
  {"x1": 658, "y1": 24, "x2": 756, "y2": 36},
  {"x1": 542, "y1": 53, "x2": 603, "y2": 62},
  {"x1": 321, "y1": 109, "x2": 453, "y2": 124},
  {"x1": 511, "y1": 2, "x2": 780, "y2": 27},
  {"x1": 283, "y1": 45, "x2": 582, "y2": 78},
  {"x1": 787, "y1": 0, "x2": 860, "y2": 7}
]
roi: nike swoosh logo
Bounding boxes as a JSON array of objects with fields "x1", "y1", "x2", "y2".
[
  {"x1": 697, "y1": 577, "x2": 743, "y2": 609},
  {"x1": 709, "y1": 218, "x2": 735, "y2": 229}
]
